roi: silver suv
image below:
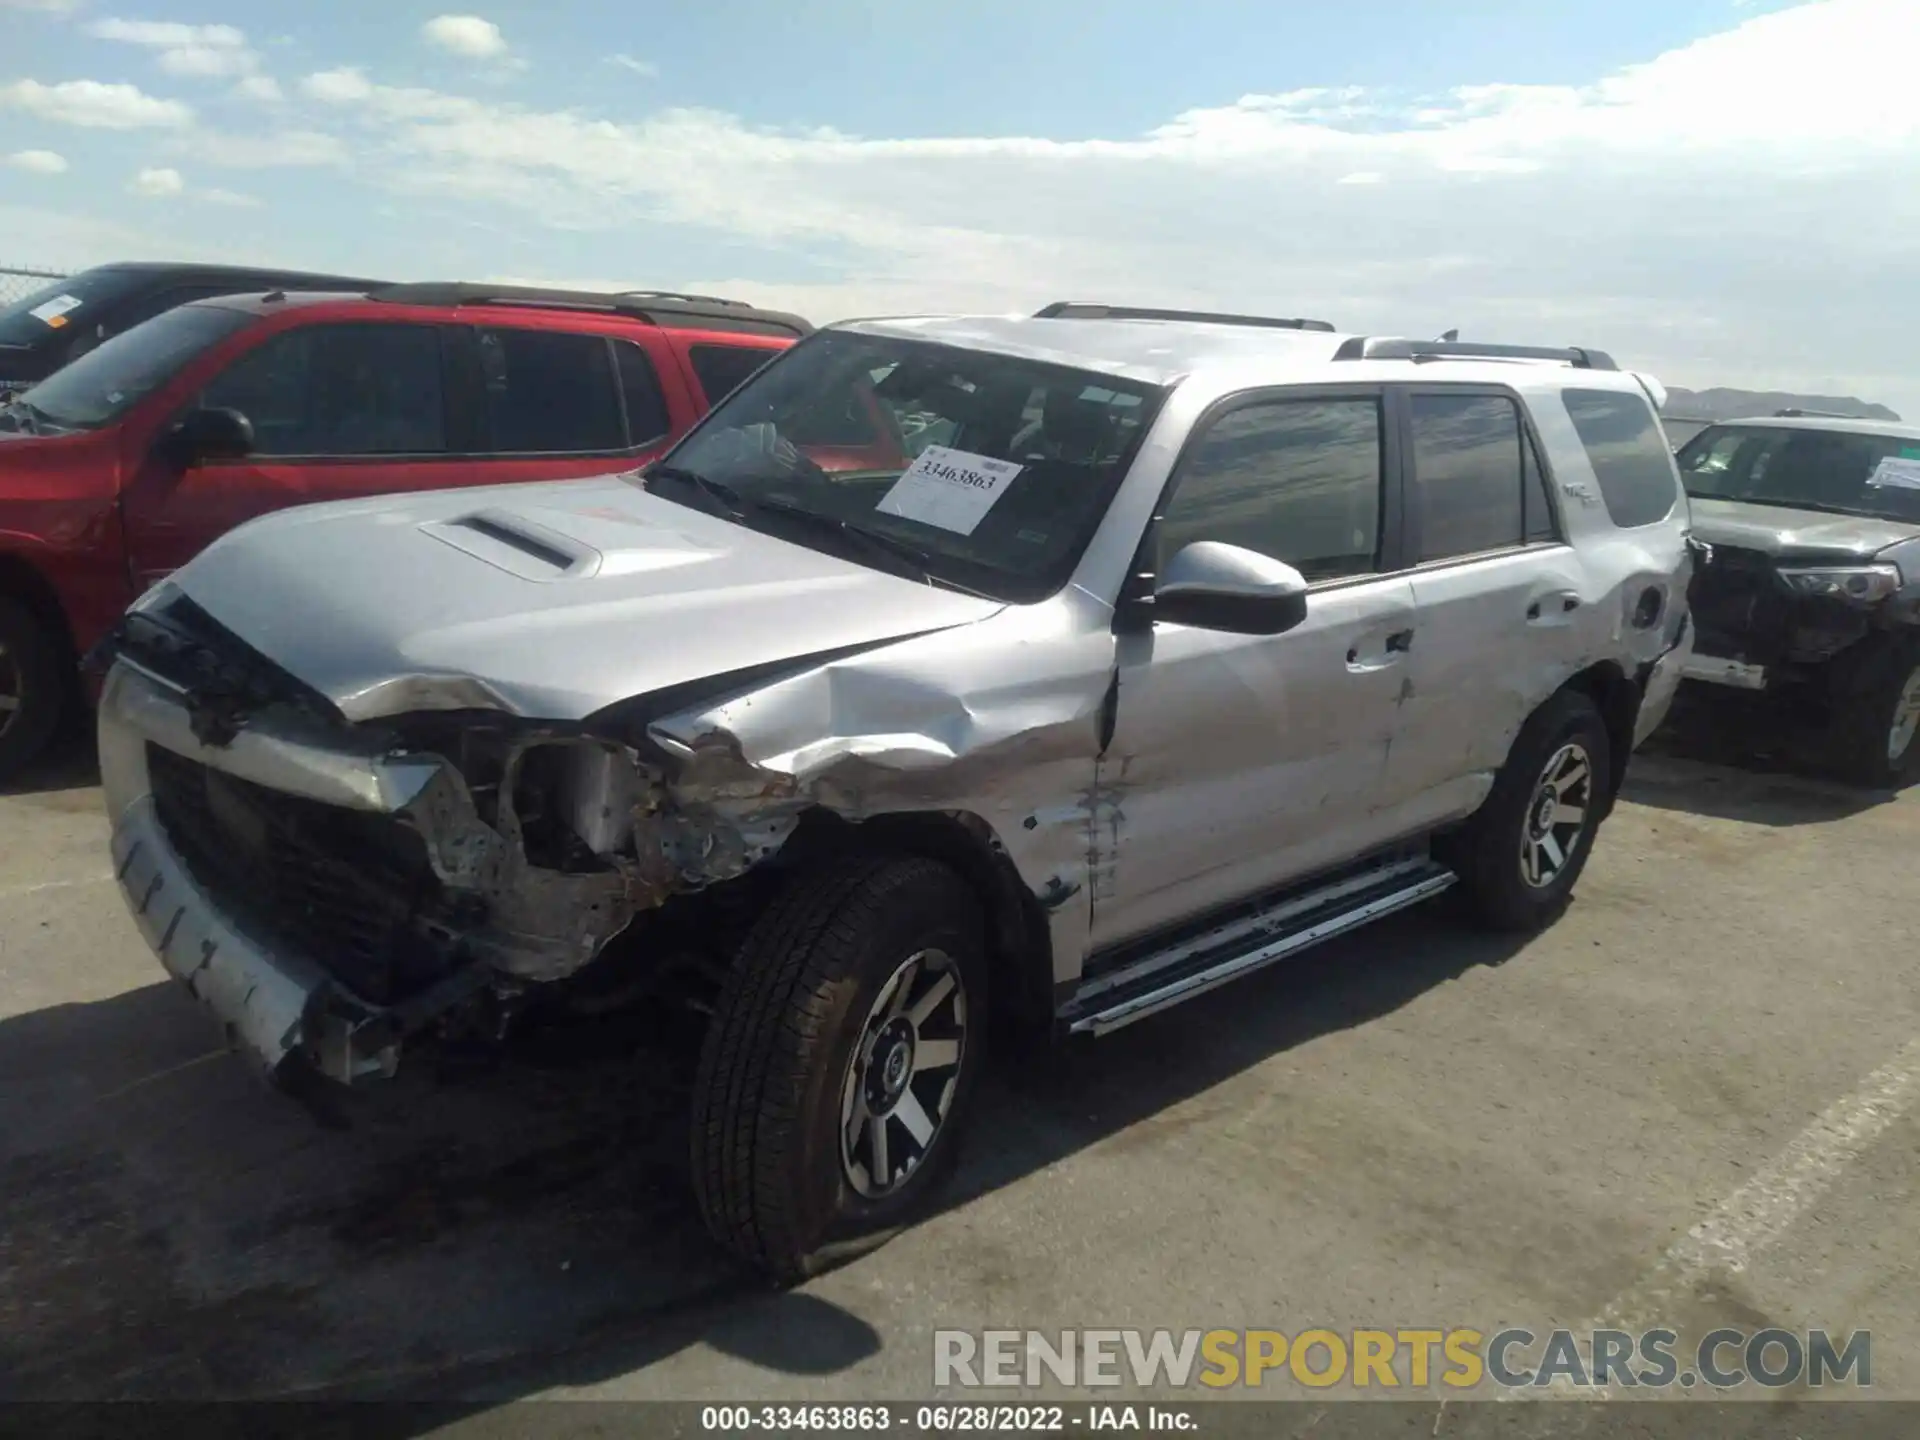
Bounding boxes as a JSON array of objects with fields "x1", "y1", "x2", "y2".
[{"x1": 94, "y1": 303, "x2": 1695, "y2": 1280}]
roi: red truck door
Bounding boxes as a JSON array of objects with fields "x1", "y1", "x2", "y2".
[
  {"x1": 118, "y1": 317, "x2": 698, "y2": 589},
  {"x1": 118, "y1": 319, "x2": 472, "y2": 588}
]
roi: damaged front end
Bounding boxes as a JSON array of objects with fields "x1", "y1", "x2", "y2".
[{"x1": 94, "y1": 597, "x2": 807, "y2": 1084}]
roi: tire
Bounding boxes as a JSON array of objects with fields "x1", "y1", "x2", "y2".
[
  {"x1": 1826, "y1": 636, "x2": 1920, "y2": 789},
  {"x1": 690, "y1": 853, "x2": 987, "y2": 1283},
  {"x1": 0, "y1": 598, "x2": 67, "y2": 784},
  {"x1": 1445, "y1": 688, "x2": 1612, "y2": 933}
]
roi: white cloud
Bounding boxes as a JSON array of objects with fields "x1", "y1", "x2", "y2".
[
  {"x1": 1336, "y1": 171, "x2": 1384, "y2": 185},
  {"x1": 184, "y1": 128, "x2": 350, "y2": 168},
  {"x1": 0, "y1": 78, "x2": 192, "y2": 128},
  {"x1": 6, "y1": 149, "x2": 69, "y2": 174},
  {"x1": 233, "y1": 75, "x2": 284, "y2": 103},
  {"x1": 129, "y1": 165, "x2": 185, "y2": 197},
  {"x1": 607, "y1": 54, "x2": 659, "y2": 79},
  {"x1": 302, "y1": 67, "x2": 375, "y2": 104},
  {"x1": 87, "y1": 18, "x2": 265, "y2": 80},
  {"x1": 199, "y1": 186, "x2": 262, "y2": 207},
  {"x1": 421, "y1": 14, "x2": 509, "y2": 61}
]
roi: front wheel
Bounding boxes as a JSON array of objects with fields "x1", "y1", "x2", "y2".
[
  {"x1": 0, "y1": 598, "x2": 67, "y2": 783},
  {"x1": 1828, "y1": 637, "x2": 1920, "y2": 789},
  {"x1": 1445, "y1": 689, "x2": 1612, "y2": 933},
  {"x1": 690, "y1": 854, "x2": 987, "y2": 1283}
]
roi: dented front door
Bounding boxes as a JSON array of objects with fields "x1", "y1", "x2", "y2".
[{"x1": 1089, "y1": 575, "x2": 1419, "y2": 951}]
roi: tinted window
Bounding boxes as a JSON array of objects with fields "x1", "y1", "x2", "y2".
[
  {"x1": 1679, "y1": 424, "x2": 1920, "y2": 523},
  {"x1": 1410, "y1": 393, "x2": 1527, "y2": 561},
  {"x1": 476, "y1": 328, "x2": 623, "y2": 453},
  {"x1": 614, "y1": 341, "x2": 670, "y2": 445},
  {"x1": 203, "y1": 323, "x2": 446, "y2": 457},
  {"x1": 13, "y1": 303, "x2": 255, "y2": 431},
  {"x1": 1562, "y1": 388, "x2": 1680, "y2": 528},
  {"x1": 689, "y1": 343, "x2": 775, "y2": 406},
  {"x1": 1158, "y1": 399, "x2": 1383, "y2": 582},
  {"x1": 0, "y1": 266, "x2": 146, "y2": 351}
]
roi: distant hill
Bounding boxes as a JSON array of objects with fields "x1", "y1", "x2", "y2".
[{"x1": 1664, "y1": 387, "x2": 1901, "y2": 423}]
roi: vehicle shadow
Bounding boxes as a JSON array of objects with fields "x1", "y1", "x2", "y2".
[
  {"x1": 0, "y1": 902, "x2": 1520, "y2": 1407},
  {"x1": 1628, "y1": 734, "x2": 1899, "y2": 827},
  {"x1": 0, "y1": 730, "x2": 101, "y2": 799}
]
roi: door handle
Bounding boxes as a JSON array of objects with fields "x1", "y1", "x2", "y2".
[{"x1": 1527, "y1": 592, "x2": 1582, "y2": 621}]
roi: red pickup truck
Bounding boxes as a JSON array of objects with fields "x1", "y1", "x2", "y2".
[{"x1": 0, "y1": 283, "x2": 817, "y2": 777}]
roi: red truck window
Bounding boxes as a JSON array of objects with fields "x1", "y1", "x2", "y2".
[
  {"x1": 203, "y1": 322, "x2": 447, "y2": 456},
  {"x1": 476, "y1": 327, "x2": 626, "y2": 454},
  {"x1": 687, "y1": 342, "x2": 775, "y2": 407}
]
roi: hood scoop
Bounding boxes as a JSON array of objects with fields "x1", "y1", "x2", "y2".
[{"x1": 422, "y1": 509, "x2": 600, "y2": 581}]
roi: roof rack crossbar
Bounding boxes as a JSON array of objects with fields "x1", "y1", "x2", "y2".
[
  {"x1": 617, "y1": 289, "x2": 751, "y2": 307},
  {"x1": 363, "y1": 282, "x2": 811, "y2": 338},
  {"x1": 1331, "y1": 337, "x2": 1618, "y2": 370},
  {"x1": 1034, "y1": 301, "x2": 1337, "y2": 334},
  {"x1": 1773, "y1": 408, "x2": 1855, "y2": 419}
]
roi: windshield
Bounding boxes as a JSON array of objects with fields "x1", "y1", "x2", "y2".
[
  {"x1": 0, "y1": 268, "x2": 145, "y2": 352},
  {"x1": 641, "y1": 329, "x2": 1167, "y2": 603},
  {"x1": 8, "y1": 303, "x2": 255, "y2": 433},
  {"x1": 1678, "y1": 424, "x2": 1920, "y2": 524}
]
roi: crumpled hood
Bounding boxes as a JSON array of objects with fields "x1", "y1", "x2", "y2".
[
  {"x1": 1689, "y1": 497, "x2": 1920, "y2": 560},
  {"x1": 161, "y1": 473, "x2": 1005, "y2": 723}
]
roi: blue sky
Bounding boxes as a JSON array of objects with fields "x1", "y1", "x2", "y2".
[{"x1": 2, "y1": 0, "x2": 1914, "y2": 412}]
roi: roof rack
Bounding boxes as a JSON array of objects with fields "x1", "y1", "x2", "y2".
[
  {"x1": 1034, "y1": 301, "x2": 1337, "y2": 333},
  {"x1": 364, "y1": 282, "x2": 811, "y2": 338},
  {"x1": 1331, "y1": 336, "x2": 1617, "y2": 370},
  {"x1": 617, "y1": 289, "x2": 750, "y2": 308},
  {"x1": 1773, "y1": 408, "x2": 1855, "y2": 419}
]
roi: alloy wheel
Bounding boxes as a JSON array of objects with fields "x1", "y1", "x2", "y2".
[
  {"x1": 1888, "y1": 666, "x2": 1920, "y2": 763},
  {"x1": 1520, "y1": 741, "x2": 1594, "y2": 889},
  {"x1": 839, "y1": 947, "x2": 968, "y2": 1199}
]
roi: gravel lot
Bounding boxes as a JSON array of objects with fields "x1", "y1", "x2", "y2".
[{"x1": 2, "y1": 721, "x2": 1915, "y2": 1425}]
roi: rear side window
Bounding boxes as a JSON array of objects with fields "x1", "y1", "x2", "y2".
[
  {"x1": 1562, "y1": 388, "x2": 1680, "y2": 528},
  {"x1": 688, "y1": 343, "x2": 775, "y2": 406},
  {"x1": 1159, "y1": 398, "x2": 1383, "y2": 582},
  {"x1": 1409, "y1": 392, "x2": 1531, "y2": 561},
  {"x1": 202, "y1": 322, "x2": 446, "y2": 457},
  {"x1": 476, "y1": 328, "x2": 624, "y2": 453}
]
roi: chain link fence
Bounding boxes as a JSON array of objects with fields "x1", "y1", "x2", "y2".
[{"x1": 1, "y1": 265, "x2": 67, "y2": 306}]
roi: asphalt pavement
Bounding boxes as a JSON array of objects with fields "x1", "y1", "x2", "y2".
[{"x1": 2, "y1": 725, "x2": 1914, "y2": 1430}]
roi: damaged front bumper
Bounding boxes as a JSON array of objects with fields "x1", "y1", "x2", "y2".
[{"x1": 97, "y1": 658, "x2": 742, "y2": 1083}]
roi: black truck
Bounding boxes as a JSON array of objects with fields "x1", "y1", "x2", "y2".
[
  {"x1": 1676, "y1": 414, "x2": 1920, "y2": 786},
  {"x1": 0, "y1": 261, "x2": 383, "y2": 397}
]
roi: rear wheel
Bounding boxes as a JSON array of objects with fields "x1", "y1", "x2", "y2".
[
  {"x1": 0, "y1": 598, "x2": 66, "y2": 783},
  {"x1": 690, "y1": 853, "x2": 987, "y2": 1283},
  {"x1": 1828, "y1": 637, "x2": 1920, "y2": 789},
  {"x1": 1444, "y1": 689, "x2": 1612, "y2": 933}
]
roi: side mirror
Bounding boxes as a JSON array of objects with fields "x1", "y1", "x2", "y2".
[
  {"x1": 166, "y1": 406, "x2": 254, "y2": 466},
  {"x1": 1152, "y1": 541, "x2": 1311, "y2": 636}
]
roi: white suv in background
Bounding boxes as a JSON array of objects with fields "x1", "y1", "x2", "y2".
[{"x1": 94, "y1": 302, "x2": 1695, "y2": 1281}]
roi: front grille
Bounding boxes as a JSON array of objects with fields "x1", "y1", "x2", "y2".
[
  {"x1": 1686, "y1": 545, "x2": 1792, "y2": 664},
  {"x1": 147, "y1": 744, "x2": 458, "y2": 1004}
]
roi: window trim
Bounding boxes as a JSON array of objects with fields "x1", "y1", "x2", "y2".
[
  {"x1": 1119, "y1": 383, "x2": 1406, "y2": 626},
  {"x1": 192, "y1": 318, "x2": 459, "y2": 465},
  {"x1": 1394, "y1": 381, "x2": 1569, "y2": 573}
]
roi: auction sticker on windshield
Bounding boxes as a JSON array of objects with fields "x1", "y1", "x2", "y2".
[
  {"x1": 876, "y1": 445, "x2": 1023, "y2": 535},
  {"x1": 28, "y1": 294, "x2": 83, "y2": 327},
  {"x1": 1867, "y1": 456, "x2": 1920, "y2": 491}
]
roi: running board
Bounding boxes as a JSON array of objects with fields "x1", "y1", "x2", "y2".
[{"x1": 1063, "y1": 857, "x2": 1458, "y2": 1037}]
